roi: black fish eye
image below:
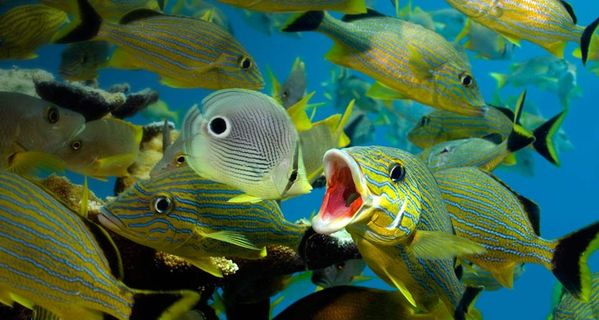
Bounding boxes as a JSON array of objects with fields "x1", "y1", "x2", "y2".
[
  {"x1": 175, "y1": 154, "x2": 185, "y2": 165},
  {"x1": 282, "y1": 90, "x2": 289, "y2": 98},
  {"x1": 419, "y1": 116, "x2": 430, "y2": 126},
  {"x1": 389, "y1": 163, "x2": 406, "y2": 183},
  {"x1": 151, "y1": 194, "x2": 174, "y2": 215},
  {"x1": 70, "y1": 140, "x2": 82, "y2": 151},
  {"x1": 238, "y1": 56, "x2": 252, "y2": 70},
  {"x1": 47, "y1": 106, "x2": 60, "y2": 123},
  {"x1": 460, "y1": 73, "x2": 474, "y2": 88},
  {"x1": 208, "y1": 116, "x2": 229, "y2": 137}
]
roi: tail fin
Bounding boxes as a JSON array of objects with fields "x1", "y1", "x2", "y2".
[
  {"x1": 131, "y1": 290, "x2": 200, "y2": 320},
  {"x1": 581, "y1": 16, "x2": 599, "y2": 65},
  {"x1": 455, "y1": 286, "x2": 483, "y2": 320},
  {"x1": 489, "y1": 73, "x2": 508, "y2": 89},
  {"x1": 532, "y1": 110, "x2": 567, "y2": 166},
  {"x1": 506, "y1": 91, "x2": 535, "y2": 153},
  {"x1": 552, "y1": 221, "x2": 599, "y2": 302},
  {"x1": 54, "y1": 0, "x2": 102, "y2": 43},
  {"x1": 283, "y1": 11, "x2": 325, "y2": 32}
]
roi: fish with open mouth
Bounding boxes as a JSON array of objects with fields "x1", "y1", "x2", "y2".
[{"x1": 311, "y1": 146, "x2": 485, "y2": 317}]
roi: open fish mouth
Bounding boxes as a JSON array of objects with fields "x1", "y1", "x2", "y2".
[
  {"x1": 312, "y1": 149, "x2": 369, "y2": 234},
  {"x1": 97, "y1": 207, "x2": 126, "y2": 232}
]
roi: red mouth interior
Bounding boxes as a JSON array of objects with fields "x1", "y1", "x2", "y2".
[{"x1": 320, "y1": 161, "x2": 363, "y2": 222}]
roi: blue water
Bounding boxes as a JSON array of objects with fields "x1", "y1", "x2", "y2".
[{"x1": 2, "y1": 1, "x2": 598, "y2": 319}]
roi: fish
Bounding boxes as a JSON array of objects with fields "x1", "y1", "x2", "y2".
[
  {"x1": 434, "y1": 167, "x2": 599, "y2": 301},
  {"x1": 59, "y1": 40, "x2": 111, "y2": 81},
  {"x1": 444, "y1": 0, "x2": 599, "y2": 60},
  {"x1": 343, "y1": 110, "x2": 375, "y2": 146},
  {"x1": 454, "y1": 19, "x2": 516, "y2": 60},
  {"x1": 241, "y1": 10, "x2": 293, "y2": 36},
  {"x1": 0, "y1": 171, "x2": 200, "y2": 320},
  {"x1": 395, "y1": 0, "x2": 436, "y2": 31},
  {"x1": 193, "y1": 2, "x2": 233, "y2": 34},
  {"x1": 141, "y1": 99, "x2": 180, "y2": 124},
  {"x1": 274, "y1": 285, "x2": 446, "y2": 320},
  {"x1": 459, "y1": 262, "x2": 526, "y2": 292},
  {"x1": 182, "y1": 89, "x2": 312, "y2": 203},
  {"x1": 99, "y1": 166, "x2": 309, "y2": 277},
  {"x1": 408, "y1": 93, "x2": 567, "y2": 166},
  {"x1": 54, "y1": 0, "x2": 264, "y2": 90},
  {"x1": 215, "y1": 0, "x2": 367, "y2": 13},
  {"x1": 0, "y1": 91, "x2": 85, "y2": 173},
  {"x1": 311, "y1": 259, "x2": 367, "y2": 289},
  {"x1": 323, "y1": 68, "x2": 382, "y2": 113},
  {"x1": 429, "y1": 8, "x2": 467, "y2": 41},
  {"x1": 271, "y1": 57, "x2": 307, "y2": 109},
  {"x1": 549, "y1": 272, "x2": 599, "y2": 320},
  {"x1": 283, "y1": 10, "x2": 486, "y2": 117},
  {"x1": 0, "y1": 4, "x2": 68, "y2": 60},
  {"x1": 150, "y1": 134, "x2": 186, "y2": 177},
  {"x1": 311, "y1": 146, "x2": 485, "y2": 316},
  {"x1": 42, "y1": 0, "x2": 165, "y2": 21},
  {"x1": 52, "y1": 117, "x2": 142, "y2": 178}
]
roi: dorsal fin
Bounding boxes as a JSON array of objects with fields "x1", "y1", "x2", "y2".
[
  {"x1": 559, "y1": 1, "x2": 577, "y2": 24},
  {"x1": 342, "y1": 9, "x2": 385, "y2": 22},
  {"x1": 84, "y1": 219, "x2": 125, "y2": 280},
  {"x1": 492, "y1": 106, "x2": 515, "y2": 121},
  {"x1": 481, "y1": 133, "x2": 503, "y2": 145},
  {"x1": 120, "y1": 9, "x2": 164, "y2": 24},
  {"x1": 512, "y1": 90, "x2": 526, "y2": 125}
]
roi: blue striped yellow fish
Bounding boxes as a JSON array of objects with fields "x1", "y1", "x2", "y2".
[
  {"x1": 311, "y1": 146, "x2": 484, "y2": 317},
  {"x1": 0, "y1": 171, "x2": 199, "y2": 320},
  {"x1": 99, "y1": 166, "x2": 308, "y2": 277},
  {"x1": 550, "y1": 272, "x2": 599, "y2": 320},
  {"x1": 283, "y1": 10, "x2": 486, "y2": 117},
  {"x1": 215, "y1": 0, "x2": 366, "y2": 13},
  {"x1": 55, "y1": 0, "x2": 263, "y2": 89},
  {"x1": 42, "y1": 0, "x2": 165, "y2": 21},
  {"x1": 445, "y1": 0, "x2": 599, "y2": 61},
  {"x1": 434, "y1": 167, "x2": 599, "y2": 301},
  {"x1": 0, "y1": 4, "x2": 68, "y2": 60}
]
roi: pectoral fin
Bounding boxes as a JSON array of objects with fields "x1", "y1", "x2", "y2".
[
  {"x1": 410, "y1": 230, "x2": 486, "y2": 259},
  {"x1": 490, "y1": 262, "x2": 517, "y2": 288},
  {"x1": 184, "y1": 256, "x2": 223, "y2": 277},
  {"x1": 366, "y1": 81, "x2": 407, "y2": 101},
  {"x1": 227, "y1": 194, "x2": 265, "y2": 203},
  {"x1": 196, "y1": 229, "x2": 266, "y2": 255}
]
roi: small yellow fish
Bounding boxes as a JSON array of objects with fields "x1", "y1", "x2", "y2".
[
  {"x1": 215, "y1": 0, "x2": 366, "y2": 13},
  {"x1": 284, "y1": 10, "x2": 486, "y2": 116},
  {"x1": 55, "y1": 0, "x2": 263, "y2": 89},
  {"x1": 445, "y1": 0, "x2": 599, "y2": 60},
  {"x1": 0, "y1": 4, "x2": 68, "y2": 60},
  {"x1": 53, "y1": 117, "x2": 142, "y2": 178}
]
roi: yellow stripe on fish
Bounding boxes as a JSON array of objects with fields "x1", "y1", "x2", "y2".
[
  {"x1": 434, "y1": 167, "x2": 599, "y2": 301},
  {"x1": 283, "y1": 10, "x2": 486, "y2": 116},
  {"x1": 55, "y1": 0, "x2": 263, "y2": 90},
  {"x1": 0, "y1": 171, "x2": 199, "y2": 319},
  {"x1": 0, "y1": 4, "x2": 68, "y2": 60},
  {"x1": 99, "y1": 166, "x2": 308, "y2": 277}
]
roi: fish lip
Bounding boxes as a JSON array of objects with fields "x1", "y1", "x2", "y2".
[
  {"x1": 312, "y1": 149, "x2": 370, "y2": 235},
  {"x1": 97, "y1": 207, "x2": 126, "y2": 232}
]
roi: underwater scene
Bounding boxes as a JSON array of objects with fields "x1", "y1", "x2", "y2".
[{"x1": 1, "y1": 0, "x2": 599, "y2": 319}]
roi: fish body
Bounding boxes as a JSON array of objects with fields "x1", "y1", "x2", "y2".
[
  {"x1": 325, "y1": 68, "x2": 381, "y2": 113},
  {"x1": 53, "y1": 117, "x2": 142, "y2": 178},
  {"x1": 418, "y1": 137, "x2": 512, "y2": 172},
  {"x1": 284, "y1": 10, "x2": 485, "y2": 116},
  {"x1": 312, "y1": 146, "x2": 484, "y2": 315},
  {"x1": 43, "y1": 0, "x2": 164, "y2": 20},
  {"x1": 99, "y1": 166, "x2": 308, "y2": 277},
  {"x1": 434, "y1": 167, "x2": 599, "y2": 300},
  {"x1": 445, "y1": 0, "x2": 583, "y2": 57},
  {"x1": 56, "y1": 0, "x2": 263, "y2": 90},
  {"x1": 273, "y1": 57, "x2": 307, "y2": 109},
  {"x1": 59, "y1": 40, "x2": 111, "y2": 81},
  {"x1": 216, "y1": 0, "x2": 367, "y2": 13},
  {"x1": 460, "y1": 262, "x2": 525, "y2": 291},
  {"x1": 0, "y1": 4, "x2": 68, "y2": 60},
  {"x1": 550, "y1": 273, "x2": 599, "y2": 320},
  {"x1": 182, "y1": 89, "x2": 312, "y2": 202},
  {"x1": 0, "y1": 92, "x2": 85, "y2": 170}
]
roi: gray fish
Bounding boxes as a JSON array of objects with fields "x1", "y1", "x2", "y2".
[{"x1": 59, "y1": 41, "x2": 111, "y2": 81}]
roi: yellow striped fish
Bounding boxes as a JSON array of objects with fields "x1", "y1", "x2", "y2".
[
  {"x1": 42, "y1": 0, "x2": 165, "y2": 21},
  {"x1": 445, "y1": 0, "x2": 599, "y2": 61},
  {"x1": 311, "y1": 146, "x2": 484, "y2": 317},
  {"x1": 99, "y1": 166, "x2": 309, "y2": 277},
  {"x1": 434, "y1": 167, "x2": 599, "y2": 301},
  {"x1": 283, "y1": 10, "x2": 486, "y2": 116},
  {"x1": 0, "y1": 171, "x2": 199, "y2": 319},
  {"x1": 550, "y1": 272, "x2": 599, "y2": 320},
  {"x1": 215, "y1": 0, "x2": 366, "y2": 13},
  {"x1": 0, "y1": 4, "x2": 68, "y2": 60},
  {"x1": 55, "y1": 0, "x2": 263, "y2": 89}
]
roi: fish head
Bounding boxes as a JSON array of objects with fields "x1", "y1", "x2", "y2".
[
  {"x1": 204, "y1": 51, "x2": 264, "y2": 90},
  {"x1": 432, "y1": 63, "x2": 486, "y2": 116},
  {"x1": 59, "y1": 41, "x2": 110, "y2": 81},
  {"x1": 182, "y1": 90, "x2": 310, "y2": 200},
  {"x1": 98, "y1": 168, "x2": 201, "y2": 252},
  {"x1": 407, "y1": 113, "x2": 448, "y2": 148},
  {"x1": 312, "y1": 146, "x2": 429, "y2": 246},
  {"x1": 150, "y1": 136, "x2": 187, "y2": 177}
]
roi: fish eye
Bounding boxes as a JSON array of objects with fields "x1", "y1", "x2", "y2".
[
  {"x1": 175, "y1": 154, "x2": 186, "y2": 166},
  {"x1": 46, "y1": 106, "x2": 60, "y2": 124},
  {"x1": 282, "y1": 90, "x2": 289, "y2": 98},
  {"x1": 336, "y1": 262, "x2": 345, "y2": 270},
  {"x1": 70, "y1": 140, "x2": 82, "y2": 151},
  {"x1": 460, "y1": 73, "x2": 474, "y2": 88},
  {"x1": 388, "y1": 163, "x2": 406, "y2": 183},
  {"x1": 151, "y1": 194, "x2": 174, "y2": 215},
  {"x1": 238, "y1": 56, "x2": 253, "y2": 70},
  {"x1": 419, "y1": 116, "x2": 430, "y2": 126},
  {"x1": 207, "y1": 116, "x2": 230, "y2": 138}
]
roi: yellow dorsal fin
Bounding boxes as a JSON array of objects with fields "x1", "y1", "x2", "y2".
[
  {"x1": 267, "y1": 66, "x2": 282, "y2": 102},
  {"x1": 287, "y1": 91, "x2": 315, "y2": 132}
]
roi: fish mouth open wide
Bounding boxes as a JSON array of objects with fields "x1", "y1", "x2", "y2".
[{"x1": 312, "y1": 149, "x2": 369, "y2": 235}]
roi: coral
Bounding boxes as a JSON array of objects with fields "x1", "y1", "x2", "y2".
[{"x1": 0, "y1": 67, "x2": 53, "y2": 97}]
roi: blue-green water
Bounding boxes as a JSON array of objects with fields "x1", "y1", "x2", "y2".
[{"x1": 2, "y1": 1, "x2": 598, "y2": 319}]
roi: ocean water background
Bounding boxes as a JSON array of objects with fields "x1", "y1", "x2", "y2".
[{"x1": 1, "y1": 0, "x2": 598, "y2": 319}]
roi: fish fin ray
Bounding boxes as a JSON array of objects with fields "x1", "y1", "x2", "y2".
[{"x1": 410, "y1": 230, "x2": 486, "y2": 259}]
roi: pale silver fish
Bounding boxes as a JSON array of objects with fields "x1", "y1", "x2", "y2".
[
  {"x1": 276, "y1": 57, "x2": 307, "y2": 109},
  {"x1": 182, "y1": 89, "x2": 312, "y2": 202}
]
